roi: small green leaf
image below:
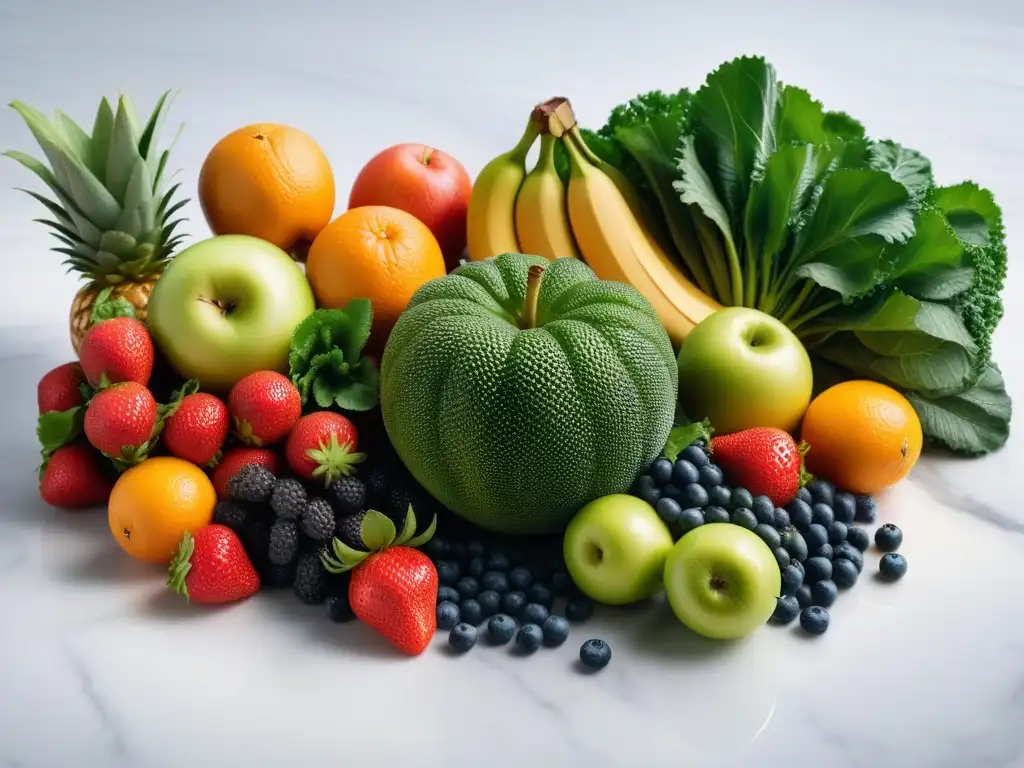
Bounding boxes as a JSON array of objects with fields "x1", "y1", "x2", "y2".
[
  {"x1": 394, "y1": 504, "x2": 417, "y2": 547},
  {"x1": 329, "y1": 537, "x2": 369, "y2": 569},
  {"x1": 336, "y1": 298, "x2": 373, "y2": 362},
  {"x1": 37, "y1": 406, "x2": 84, "y2": 452},
  {"x1": 311, "y1": 376, "x2": 336, "y2": 409},
  {"x1": 360, "y1": 510, "x2": 397, "y2": 551},
  {"x1": 662, "y1": 419, "x2": 712, "y2": 462},
  {"x1": 167, "y1": 531, "x2": 195, "y2": 599},
  {"x1": 405, "y1": 514, "x2": 438, "y2": 550},
  {"x1": 89, "y1": 288, "x2": 136, "y2": 325}
]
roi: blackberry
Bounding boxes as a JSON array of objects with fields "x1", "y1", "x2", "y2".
[
  {"x1": 271, "y1": 478, "x2": 307, "y2": 520},
  {"x1": 383, "y1": 485, "x2": 413, "y2": 527},
  {"x1": 325, "y1": 593, "x2": 355, "y2": 623},
  {"x1": 293, "y1": 552, "x2": 329, "y2": 605},
  {"x1": 363, "y1": 464, "x2": 391, "y2": 507},
  {"x1": 212, "y1": 500, "x2": 251, "y2": 533},
  {"x1": 268, "y1": 520, "x2": 300, "y2": 565},
  {"x1": 227, "y1": 465, "x2": 276, "y2": 503},
  {"x1": 261, "y1": 560, "x2": 298, "y2": 588},
  {"x1": 325, "y1": 475, "x2": 367, "y2": 516},
  {"x1": 335, "y1": 512, "x2": 367, "y2": 551},
  {"x1": 240, "y1": 521, "x2": 272, "y2": 568},
  {"x1": 301, "y1": 498, "x2": 335, "y2": 541}
]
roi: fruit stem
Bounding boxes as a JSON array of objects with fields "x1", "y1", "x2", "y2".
[
  {"x1": 522, "y1": 265, "x2": 545, "y2": 329},
  {"x1": 509, "y1": 119, "x2": 541, "y2": 164},
  {"x1": 530, "y1": 97, "x2": 576, "y2": 137}
]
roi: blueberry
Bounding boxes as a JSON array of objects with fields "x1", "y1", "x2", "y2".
[
  {"x1": 501, "y1": 590, "x2": 527, "y2": 618},
  {"x1": 565, "y1": 597, "x2": 594, "y2": 623},
  {"x1": 325, "y1": 594, "x2": 355, "y2": 623},
  {"x1": 480, "y1": 570, "x2": 509, "y2": 594},
  {"x1": 681, "y1": 444, "x2": 709, "y2": 468},
  {"x1": 527, "y1": 583, "x2": 554, "y2": 610},
  {"x1": 786, "y1": 499, "x2": 813, "y2": 530},
  {"x1": 754, "y1": 523, "x2": 782, "y2": 549},
  {"x1": 800, "y1": 606, "x2": 830, "y2": 635},
  {"x1": 828, "y1": 521, "x2": 848, "y2": 545},
  {"x1": 795, "y1": 584, "x2": 813, "y2": 608},
  {"x1": 671, "y1": 459, "x2": 700, "y2": 487},
  {"x1": 551, "y1": 571, "x2": 573, "y2": 597},
  {"x1": 677, "y1": 507, "x2": 705, "y2": 534},
  {"x1": 809, "y1": 479, "x2": 835, "y2": 507},
  {"x1": 681, "y1": 483, "x2": 709, "y2": 508},
  {"x1": 448, "y1": 622, "x2": 478, "y2": 652},
  {"x1": 781, "y1": 564, "x2": 804, "y2": 596},
  {"x1": 649, "y1": 458, "x2": 673, "y2": 486},
  {"x1": 804, "y1": 556, "x2": 833, "y2": 583},
  {"x1": 458, "y1": 598, "x2": 483, "y2": 626},
  {"x1": 879, "y1": 553, "x2": 908, "y2": 580},
  {"x1": 832, "y1": 558, "x2": 859, "y2": 588},
  {"x1": 636, "y1": 482, "x2": 661, "y2": 507},
  {"x1": 579, "y1": 638, "x2": 612, "y2": 669},
  {"x1": 845, "y1": 526, "x2": 870, "y2": 552},
  {"x1": 804, "y1": 523, "x2": 828, "y2": 551},
  {"x1": 833, "y1": 543, "x2": 864, "y2": 573},
  {"x1": 770, "y1": 595, "x2": 801, "y2": 625},
  {"x1": 811, "y1": 543, "x2": 834, "y2": 561},
  {"x1": 508, "y1": 566, "x2": 534, "y2": 590},
  {"x1": 437, "y1": 585, "x2": 460, "y2": 604},
  {"x1": 515, "y1": 624, "x2": 544, "y2": 654},
  {"x1": 730, "y1": 507, "x2": 758, "y2": 530},
  {"x1": 437, "y1": 600, "x2": 460, "y2": 630},
  {"x1": 522, "y1": 602, "x2": 549, "y2": 625},
  {"x1": 781, "y1": 529, "x2": 808, "y2": 562},
  {"x1": 542, "y1": 615, "x2": 571, "y2": 647},
  {"x1": 790, "y1": 557, "x2": 805, "y2": 577},
  {"x1": 661, "y1": 484, "x2": 683, "y2": 502},
  {"x1": 437, "y1": 560, "x2": 461, "y2": 586},
  {"x1": 467, "y1": 540, "x2": 486, "y2": 558},
  {"x1": 708, "y1": 485, "x2": 732, "y2": 507},
  {"x1": 699, "y1": 464, "x2": 724, "y2": 488},
  {"x1": 752, "y1": 495, "x2": 775, "y2": 524},
  {"x1": 811, "y1": 579, "x2": 838, "y2": 607},
  {"x1": 633, "y1": 474, "x2": 658, "y2": 497},
  {"x1": 450, "y1": 542, "x2": 469, "y2": 563},
  {"x1": 456, "y1": 576, "x2": 479, "y2": 599},
  {"x1": 467, "y1": 556, "x2": 485, "y2": 578},
  {"x1": 424, "y1": 537, "x2": 451, "y2": 560},
  {"x1": 874, "y1": 524, "x2": 903, "y2": 552},
  {"x1": 704, "y1": 506, "x2": 730, "y2": 524},
  {"x1": 730, "y1": 488, "x2": 754, "y2": 511},
  {"x1": 773, "y1": 508, "x2": 791, "y2": 530},
  {"x1": 832, "y1": 493, "x2": 856, "y2": 523},
  {"x1": 797, "y1": 487, "x2": 813, "y2": 505},
  {"x1": 855, "y1": 495, "x2": 877, "y2": 523},
  {"x1": 477, "y1": 589, "x2": 501, "y2": 617},
  {"x1": 656, "y1": 497, "x2": 684, "y2": 526},
  {"x1": 485, "y1": 552, "x2": 511, "y2": 572},
  {"x1": 773, "y1": 547, "x2": 791, "y2": 569},
  {"x1": 486, "y1": 613, "x2": 516, "y2": 645},
  {"x1": 811, "y1": 503, "x2": 835, "y2": 527}
]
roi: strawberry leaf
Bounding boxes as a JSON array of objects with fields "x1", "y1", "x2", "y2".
[
  {"x1": 322, "y1": 536, "x2": 370, "y2": 573},
  {"x1": 305, "y1": 432, "x2": 366, "y2": 487},
  {"x1": 89, "y1": 286, "x2": 136, "y2": 326},
  {"x1": 36, "y1": 406, "x2": 84, "y2": 453},
  {"x1": 167, "y1": 531, "x2": 195, "y2": 600},
  {"x1": 360, "y1": 510, "x2": 396, "y2": 551},
  {"x1": 405, "y1": 513, "x2": 438, "y2": 550},
  {"x1": 393, "y1": 504, "x2": 417, "y2": 547}
]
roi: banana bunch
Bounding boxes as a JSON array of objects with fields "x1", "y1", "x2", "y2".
[{"x1": 466, "y1": 98, "x2": 721, "y2": 345}]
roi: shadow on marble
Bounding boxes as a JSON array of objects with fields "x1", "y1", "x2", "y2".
[{"x1": 57, "y1": 542, "x2": 162, "y2": 586}]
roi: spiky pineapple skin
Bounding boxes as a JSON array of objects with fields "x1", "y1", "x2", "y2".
[{"x1": 70, "y1": 277, "x2": 158, "y2": 355}]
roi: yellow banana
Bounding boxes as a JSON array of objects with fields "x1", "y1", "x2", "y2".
[
  {"x1": 561, "y1": 130, "x2": 722, "y2": 345},
  {"x1": 514, "y1": 134, "x2": 580, "y2": 261},
  {"x1": 466, "y1": 120, "x2": 538, "y2": 261}
]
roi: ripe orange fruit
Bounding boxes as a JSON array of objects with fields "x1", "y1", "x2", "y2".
[
  {"x1": 198, "y1": 123, "x2": 335, "y2": 255},
  {"x1": 108, "y1": 457, "x2": 217, "y2": 564},
  {"x1": 800, "y1": 380, "x2": 923, "y2": 495},
  {"x1": 306, "y1": 206, "x2": 447, "y2": 351}
]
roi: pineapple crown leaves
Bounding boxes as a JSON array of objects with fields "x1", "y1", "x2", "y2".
[
  {"x1": 306, "y1": 432, "x2": 367, "y2": 488},
  {"x1": 167, "y1": 531, "x2": 196, "y2": 600},
  {"x1": 320, "y1": 505, "x2": 437, "y2": 575}
]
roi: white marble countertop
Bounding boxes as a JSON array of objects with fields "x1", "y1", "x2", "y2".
[{"x1": 2, "y1": 1, "x2": 1023, "y2": 766}]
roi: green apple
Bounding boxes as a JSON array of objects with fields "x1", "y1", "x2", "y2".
[
  {"x1": 664, "y1": 523, "x2": 781, "y2": 640},
  {"x1": 563, "y1": 494, "x2": 674, "y2": 606},
  {"x1": 676, "y1": 307, "x2": 812, "y2": 435},
  {"x1": 148, "y1": 235, "x2": 316, "y2": 391}
]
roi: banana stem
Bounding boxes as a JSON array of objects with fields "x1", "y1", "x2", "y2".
[
  {"x1": 522, "y1": 265, "x2": 544, "y2": 329},
  {"x1": 510, "y1": 118, "x2": 542, "y2": 163}
]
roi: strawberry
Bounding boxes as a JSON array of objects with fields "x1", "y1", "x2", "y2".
[
  {"x1": 228, "y1": 371, "x2": 301, "y2": 446},
  {"x1": 83, "y1": 381, "x2": 158, "y2": 463},
  {"x1": 163, "y1": 393, "x2": 230, "y2": 466},
  {"x1": 79, "y1": 317, "x2": 154, "y2": 388},
  {"x1": 322, "y1": 506, "x2": 438, "y2": 656},
  {"x1": 39, "y1": 442, "x2": 114, "y2": 509},
  {"x1": 168, "y1": 525, "x2": 261, "y2": 604},
  {"x1": 212, "y1": 446, "x2": 280, "y2": 500},
  {"x1": 285, "y1": 411, "x2": 365, "y2": 486},
  {"x1": 37, "y1": 362, "x2": 86, "y2": 414},
  {"x1": 710, "y1": 427, "x2": 810, "y2": 507}
]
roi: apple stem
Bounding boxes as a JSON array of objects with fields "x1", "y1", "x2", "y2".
[
  {"x1": 420, "y1": 146, "x2": 434, "y2": 166},
  {"x1": 522, "y1": 265, "x2": 544, "y2": 329}
]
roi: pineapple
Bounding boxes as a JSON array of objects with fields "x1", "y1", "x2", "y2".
[{"x1": 4, "y1": 91, "x2": 188, "y2": 354}]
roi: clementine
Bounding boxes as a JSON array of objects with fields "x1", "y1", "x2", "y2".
[
  {"x1": 306, "y1": 206, "x2": 447, "y2": 351},
  {"x1": 108, "y1": 457, "x2": 217, "y2": 564},
  {"x1": 198, "y1": 123, "x2": 335, "y2": 256},
  {"x1": 348, "y1": 143, "x2": 472, "y2": 271},
  {"x1": 800, "y1": 380, "x2": 923, "y2": 495}
]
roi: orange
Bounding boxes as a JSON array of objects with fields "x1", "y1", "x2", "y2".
[
  {"x1": 306, "y1": 205, "x2": 447, "y2": 351},
  {"x1": 800, "y1": 380, "x2": 923, "y2": 495},
  {"x1": 108, "y1": 457, "x2": 217, "y2": 564},
  {"x1": 198, "y1": 123, "x2": 335, "y2": 255}
]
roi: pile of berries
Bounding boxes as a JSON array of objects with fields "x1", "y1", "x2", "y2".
[{"x1": 633, "y1": 438, "x2": 908, "y2": 637}]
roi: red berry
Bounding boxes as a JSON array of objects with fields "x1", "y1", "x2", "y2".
[
  {"x1": 711, "y1": 427, "x2": 807, "y2": 507},
  {"x1": 285, "y1": 411, "x2": 364, "y2": 486},
  {"x1": 163, "y1": 393, "x2": 230, "y2": 466},
  {"x1": 168, "y1": 525, "x2": 260, "y2": 604},
  {"x1": 211, "y1": 447, "x2": 280, "y2": 501},
  {"x1": 227, "y1": 371, "x2": 301, "y2": 446},
  {"x1": 39, "y1": 443, "x2": 114, "y2": 509},
  {"x1": 83, "y1": 382, "x2": 158, "y2": 460},
  {"x1": 79, "y1": 317, "x2": 155, "y2": 388},
  {"x1": 37, "y1": 362, "x2": 86, "y2": 413}
]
